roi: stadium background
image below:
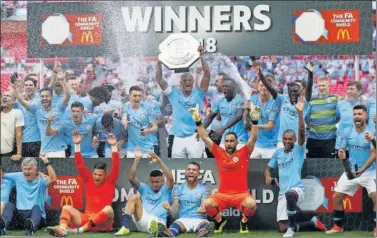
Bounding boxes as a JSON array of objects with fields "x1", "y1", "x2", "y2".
[{"x1": 0, "y1": 0, "x2": 376, "y2": 234}]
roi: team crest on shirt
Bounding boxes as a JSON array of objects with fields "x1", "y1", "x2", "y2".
[
  {"x1": 1, "y1": 182, "x2": 5, "y2": 189},
  {"x1": 327, "y1": 98, "x2": 332, "y2": 103},
  {"x1": 195, "y1": 193, "x2": 201, "y2": 198},
  {"x1": 266, "y1": 109, "x2": 271, "y2": 114},
  {"x1": 140, "y1": 113, "x2": 146, "y2": 121},
  {"x1": 86, "y1": 125, "x2": 91, "y2": 130},
  {"x1": 364, "y1": 138, "x2": 369, "y2": 143},
  {"x1": 231, "y1": 104, "x2": 236, "y2": 109},
  {"x1": 233, "y1": 157, "x2": 239, "y2": 162},
  {"x1": 190, "y1": 96, "x2": 195, "y2": 102}
]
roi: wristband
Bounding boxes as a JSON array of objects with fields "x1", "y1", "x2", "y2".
[
  {"x1": 251, "y1": 120, "x2": 259, "y2": 125},
  {"x1": 17, "y1": 152, "x2": 21, "y2": 155},
  {"x1": 44, "y1": 162, "x2": 51, "y2": 167},
  {"x1": 195, "y1": 121, "x2": 202, "y2": 126}
]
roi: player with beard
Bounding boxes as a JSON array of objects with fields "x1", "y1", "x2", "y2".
[
  {"x1": 47, "y1": 132, "x2": 120, "y2": 237},
  {"x1": 254, "y1": 61, "x2": 312, "y2": 149},
  {"x1": 155, "y1": 45, "x2": 210, "y2": 158},
  {"x1": 189, "y1": 104, "x2": 260, "y2": 234},
  {"x1": 155, "y1": 162, "x2": 214, "y2": 237},
  {"x1": 264, "y1": 96, "x2": 326, "y2": 238},
  {"x1": 13, "y1": 76, "x2": 72, "y2": 157},
  {"x1": 203, "y1": 78, "x2": 248, "y2": 148},
  {"x1": 327, "y1": 105, "x2": 376, "y2": 236}
]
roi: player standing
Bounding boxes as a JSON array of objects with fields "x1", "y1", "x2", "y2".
[
  {"x1": 264, "y1": 96, "x2": 326, "y2": 237},
  {"x1": 46, "y1": 131, "x2": 120, "y2": 237},
  {"x1": 327, "y1": 105, "x2": 376, "y2": 237},
  {"x1": 189, "y1": 104, "x2": 259, "y2": 234}
]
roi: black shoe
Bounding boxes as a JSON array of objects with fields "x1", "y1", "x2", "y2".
[
  {"x1": 24, "y1": 218, "x2": 34, "y2": 236},
  {"x1": 0, "y1": 217, "x2": 7, "y2": 236},
  {"x1": 213, "y1": 217, "x2": 227, "y2": 233},
  {"x1": 240, "y1": 221, "x2": 249, "y2": 234}
]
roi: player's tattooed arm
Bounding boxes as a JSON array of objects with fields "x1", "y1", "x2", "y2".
[
  {"x1": 199, "y1": 45, "x2": 210, "y2": 92},
  {"x1": 156, "y1": 50, "x2": 169, "y2": 91},
  {"x1": 252, "y1": 61, "x2": 278, "y2": 99},
  {"x1": 128, "y1": 146, "x2": 142, "y2": 189},
  {"x1": 163, "y1": 199, "x2": 179, "y2": 218}
]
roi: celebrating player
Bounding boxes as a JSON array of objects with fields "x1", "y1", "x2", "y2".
[
  {"x1": 115, "y1": 148, "x2": 173, "y2": 236},
  {"x1": 327, "y1": 105, "x2": 376, "y2": 236},
  {"x1": 46, "y1": 131, "x2": 120, "y2": 237},
  {"x1": 264, "y1": 96, "x2": 326, "y2": 238},
  {"x1": 189, "y1": 104, "x2": 259, "y2": 234},
  {"x1": 158, "y1": 162, "x2": 215, "y2": 237}
]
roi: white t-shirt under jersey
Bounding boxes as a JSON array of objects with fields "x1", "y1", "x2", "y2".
[{"x1": 1, "y1": 109, "x2": 24, "y2": 154}]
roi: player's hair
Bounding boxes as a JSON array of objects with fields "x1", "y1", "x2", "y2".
[
  {"x1": 150, "y1": 170, "x2": 163, "y2": 177},
  {"x1": 317, "y1": 76, "x2": 329, "y2": 83},
  {"x1": 64, "y1": 70, "x2": 76, "y2": 81},
  {"x1": 71, "y1": 101, "x2": 84, "y2": 110},
  {"x1": 39, "y1": 87, "x2": 53, "y2": 95},
  {"x1": 353, "y1": 104, "x2": 367, "y2": 112},
  {"x1": 93, "y1": 162, "x2": 107, "y2": 171},
  {"x1": 258, "y1": 74, "x2": 273, "y2": 84},
  {"x1": 216, "y1": 72, "x2": 228, "y2": 79},
  {"x1": 180, "y1": 73, "x2": 193, "y2": 80},
  {"x1": 88, "y1": 86, "x2": 111, "y2": 104},
  {"x1": 294, "y1": 79, "x2": 306, "y2": 89},
  {"x1": 283, "y1": 129, "x2": 296, "y2": 138},
  {"x1": 129, "y1": 86, "x2": 143, "y2": 94},
  {"x1": 22, "y1": 157, "x2": 37, "y2": 168},
  {"x1": 24, "y1": 73, "x2": 38, "y2": 86},
  {"x1": 347, "y1": 81, "x2": 363, "y2": 92},
  {"x1": 101, "y1": 114, "x2": 114, "y2": 128},
  {"x1": 224, "y1": 131, "x2": 238, "y2": 140},
  {"x1": 187, "y1": 162, "x2": 200, "y2": 170},
  {"x1": 287, "y1": 82, "x2": 300, "y2": 90}
]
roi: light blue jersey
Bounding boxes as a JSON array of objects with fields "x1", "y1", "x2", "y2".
[
  {"x1": 144, "y1": 100, "x2": 162, "y2": 146},
  {"x1": 205, "y1": 87, "x2": 223, "y2": 131},
  {"x1": 172, "y1": 182, "x2": 209, "y2": 219},
  {"x1": 213, "y1": 94, "x2": 248, "y2": 144},
  {"x1": 95, "y1": 117, "x2": 127, "y2": 150},
  {"x1": 250, "y1": 95, "x2": 279, "y2": 148},
  {"x1": 268, "y1": 144, "x2": 306, "y2": 195},
  {"x1": 52, "y1": 93, "x2": 64, "y2": 106},
  {"x1": 60, "y1": 114, "x2": 99, "y2": 157},
  {"x1": 123, "y1": 102, "x2": 155, "y2": 152},
  {"x1": 80, "y1": 96, "x2": 94, "y2": 112},
  {"x1": 1, "y1": 179, "x2": 15, "y2": 203},
  {"x1": 138, "y1": 182, "x2": 172, "y2": 224},
  {"x1": 367, "y1": 97, "x2": 376, "y2": 128},
  {"x1": 93, "y1": 100, "x2": 123, "y2": 115},
  {"x1": 29, "y1": 102, "x2": 67, "y2": 153},
  {"x1": 4, "y1": 172, "x2": 48, "y2": 218},
  {"x1": 275, "y1": 95, "x2": 309, "y2": 143},
  {"x1": 166, "y1": 86, "x2": 205, "y2": 137},
  {"x1": 335, "y1": 99, "x2": 364, "y2": 149},
  {"x1": 340, "y1": 125, "x2": 376, "y2": 173},
  {"x1": 15, "y1": 95, "x2": 41, "y2": 143}
]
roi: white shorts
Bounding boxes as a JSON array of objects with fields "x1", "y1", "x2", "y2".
[
  {"x1": 42, "y1": 150, "x2": 66, "y2": 158},
  {"x1": 105, "y1": 148, "x2": 127, "y2": 158},
  {"x1": 276, "y1": 187, "x2": 305, "y2": 222},
  {"x1": 250, "y1": 146, "x2": 276, "y2": 159},
  {"x1": 172, "y1": 134, "x2": 204, "y2": 158},
  {"x1": 175, "y1": 218, "x2": 208, "y2": 232},
  {"x1": 334, "y1": 171, "x2": 376, "y2": 196},
  {"x1": 127, "y1": 151, "x2": 151, "y2": 159},
  {"x1": 132, "y1": 207, "x2": 165, "y2": 233}
]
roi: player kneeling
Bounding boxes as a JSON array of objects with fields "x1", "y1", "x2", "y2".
[
  {"x1": 46, "y1": 131, "x2": 120, "y2": 237},
  {"x1": 115, "y1": 148, "x2": 173, "y2": 236},
  {"x1": 155, "y1": 162, "x2": 215, "y2": 237}
]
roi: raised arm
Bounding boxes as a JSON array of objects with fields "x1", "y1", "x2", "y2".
[
  {"x1": 163, "y1": 198, "x2": 180, "y2": 219},
  {"x1": 73, "y1": 130, "x2": 92, "y2": 180},
  {"x1": 46, "y1": 113, "x2": 59, "y2": 136},
  {"x1": 107, "y1": 134, "x2": 120, "y2": 183},
  {"x1": 12, "y1": 84, "x2": 30, "y2": 110},
  {"x1": 60, "y1": 74, "x2": 72, "y2": 107},
  {"x1": 189, "y1": 104, "x2": 214, "y2": 152},
  {"x1": 294, "y1": 96, "x2": 305, "y2": 146},
  {"x1": 199, "y1": 45, "x2": 210, "y2": 92},
  {"x1": 156, "y1": 52, "x2": 169, "y2": 91},
  {"x1": 48, "y1": 60, "x2": 62, "y2": 88},
  {"x1": 245, "y1": 106, "x2": 260, "y2": 152},
  {"x1": 149, "y1": 152, "x2": 174, "y2": 189},
  {"x1": 305, "y1": 62, "x2": 314, "y2": 102},
  {"x1": 202, "y1": 111, "x2": 218, "y2": 129},
  {"x1": 128, "y1": 146, "x2": 142, "y2": 189},
  {"x1": 39, "y1": 154, "x2": 57, "y2": 186}
]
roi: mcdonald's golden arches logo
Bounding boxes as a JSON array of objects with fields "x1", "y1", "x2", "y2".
[
  {"x1": 60, "y1": 196, "x2": 73, "y2": 207},
  {"x1": 343, "y1": 198, "x2": 352, "y2": 210},
  {"x1": 337, "y1": 29, "x2": 350, "y2": 40},
  {"x1": 81, "y1": 31, "x2": 93, "y2": 43}
]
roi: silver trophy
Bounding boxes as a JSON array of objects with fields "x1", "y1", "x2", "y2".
[{"x1": 158, "y1": 33, "x2": 200, "y2": 73}]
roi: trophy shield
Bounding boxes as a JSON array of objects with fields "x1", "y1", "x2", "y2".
[{"x1": 158, "y1": 33, "x2": 200, "y2": 73}]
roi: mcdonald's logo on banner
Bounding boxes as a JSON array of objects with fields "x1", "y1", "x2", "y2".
[
  {"x1": 81, "y1": 31, "x2": 93, "y2": 43},
  {"x1": 337, "y1": 29, "x2": 350, "y2": 40},
  {"x1": 343, "y1": 198, "x2": 352, "y2": 210},
  {"x1": 60, "y1": 196, "x2": 73, "y2": 207}
]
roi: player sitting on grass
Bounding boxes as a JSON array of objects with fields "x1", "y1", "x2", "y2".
[
  {"x1": 155, "y1": 162, "x2": 215, "y2": 237},
  {"x1": 189, "y1": 104, "x2": 259, "y2": 234},
  {"x1": 264, "y1": 96, "x2": 326, "y2": 238},
  {"x1": 114, "y1": 148, "x2": 173, "y2": 236},
  {"x1": 46, "y1": 131, "x2": 120, "y2": 237}
]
